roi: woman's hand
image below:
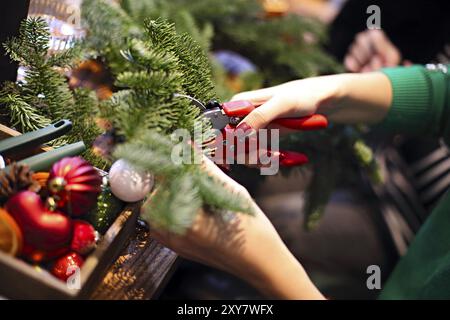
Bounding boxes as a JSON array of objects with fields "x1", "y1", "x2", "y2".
[
  {"x1": 231, "y1": 72, "x2": 393, "y2": 132},
  {"x1": 147, "y1": 72, "x2": 394, "y2": 299},
  {"x1": 149, "y1": 156, "x2": 324, "y2": 299}
]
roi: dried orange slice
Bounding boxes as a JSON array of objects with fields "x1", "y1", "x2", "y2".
[
  {"x1": 261, "y1": 0, "x2": 289, "y2": 17},
  {"x1": 0, "y1": 208, "x2": 23, "y2": 256},
  {"x1": 32, "y1": 172, "x2": 50, "y2": 188}
]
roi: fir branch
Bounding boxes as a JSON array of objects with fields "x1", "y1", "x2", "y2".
[
  {"x1": 116, "y1": 70, "x2": 181, "y2": 93},
  {"x1": 163, "y1": 0, "x2": 342, "y2": 81},
  {"x1": 98, "y1": 18, "x2": 216, "y2": 144},
  {"x1": 145, "y1": 174, "x2": 202, "y2": 234},
  {"x1": 47, "y1": 43, "x2": 82, "y2": 68},
  {"x1": 114, "y1": 130, "x2": 254, "y2": 234},
  {"x1": 303, "y1": 154, "x2": 338, "y2": 230},
  {"x1": 1, "y1": 17, "x2": 103, "y2": 159},
  {"x1": 171, "y1": 10, "x2": 214, "y2": 52},
  {"x1": 3, "y1": 18, "x2": 49, "y2": 66},
  {"x1": 122, "y1": 38, "x2": 179, "y2": 71},
  {"x1": 113, "y1": 131, "x2": 184, "y2": 177},
  {"x1": 2, "y1": 18, "x2": 74, "y2": 122},
  {"x1": 0, "y1": 91, "x2": 51, "y2": 132},
  {"x1": 145, "y1": 18, "x2": 216, "y2": 102},
  {"x1": 82, "y1": 0, "x2": 143, "y2": 74},
  {"x1": 195, "y1": 171, "x2": 253, "y2": 215},
  {"x1": 81, "y1": 0, "x2": 378, "y2": 233}
]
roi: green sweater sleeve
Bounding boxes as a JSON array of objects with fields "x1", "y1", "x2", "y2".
[
  {"x1": 380, "y1": 64, "x2": 450, "y2": 142},
  {"x1": 377, "y1": 65, "x2": 450, "y2": 299}
]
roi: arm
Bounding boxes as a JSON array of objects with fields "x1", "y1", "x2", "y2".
[
  {"x1": 232, "y1": 71, "x2": 392, "y2": 132},
  {"x1": 151, "y1": 156, "x2": 324, "y2": 300},
  {"x1": 233, "y1": 65, "x2": 450, "y2": 141},
  {"x1": 151, "y1": 65, "x2": 449, "y2": 300},
  {"x1": 153, "y1": 205, "x2": 324, "y2": 299},
  {"x1": 377, "y1": 64, "x2": 449, "y2": 139}
]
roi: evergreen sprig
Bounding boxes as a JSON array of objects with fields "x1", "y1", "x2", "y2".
[
  {"x1": 84, "y1": 0, "x2": 255, "y2": 101},
  {"x1": 81, "y1": 0, "x2": 370, "y2": 230},
  {"x1": 114, "y1": 132, "x2": 253, "y2": 233},
  {"x1": 100, "y1": 18, "x2": 217, "y2": 144},
  {"x1": 120, "y1": 0, "x2": 214, "y2": 51},
  {"x1": 83, "y1": 10, "x2": 254, "y2": 232},
  {"x1": 146, "y1": 18, "x2": 216, "y2": 102},
  {"x1": 0, "y1": 92, "x2": 52, "y2": 131},
  {"x1": 0, "y1": 17, "x2": 104, "y2": 167},
  {"x1": 147, "y1": 0, "x2": 342, "y2": 82},
  {"x1": 3, "y1": 18, "x2": 73, "y2": 123},
  {"x1": 80, "y1": 0, "x2": 381, "y2": 231},
  {"x1": 81, "y1": 0, "x2": 142, "y2": 74}
]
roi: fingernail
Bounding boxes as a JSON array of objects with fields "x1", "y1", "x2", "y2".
[
  {"x1": 236, "y1": 122, "x2": 256, "y2": 144},
  {"x1": 279, "y1": 151, "x2": 309, "y2": 167},
  {"x1": 236, "y1": 122, "x2": 256, "y2": 137}
]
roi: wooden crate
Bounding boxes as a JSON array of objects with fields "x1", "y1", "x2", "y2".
[{"x1": 0, "y1": 124, "x2": 140, "y2": 299}]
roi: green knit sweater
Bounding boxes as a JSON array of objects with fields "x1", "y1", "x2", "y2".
[{"x1": 378, "y1": 64, "x2": 450, "y2": 299}]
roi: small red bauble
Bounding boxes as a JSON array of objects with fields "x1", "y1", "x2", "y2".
[
  {"x1": 51, "y1": 252, "x2": 84, "y2": 282},
  {"x1": 48, "y1": 157, "x2": 102, "y2": 216},
  {"x1": 5, "y1": 191, "x2": 72, "y2": 262},
  {"x1": 71, "y1": 220, "x2": 98, "y2": 255}
]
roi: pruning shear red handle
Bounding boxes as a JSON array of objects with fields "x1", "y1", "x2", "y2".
[
  {"x1": 217, "y1": 100, "x2": 328, "y2": 168},
  {"x1": 174, "y1": 94, "x2": 328, "y2": 168},
  {"x1": 222, "y1": 101, "x2": 328, "y2": 131}
]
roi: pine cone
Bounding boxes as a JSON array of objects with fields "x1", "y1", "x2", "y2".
[{"x1": 0, "y1": 163, "x2": 41, "y2": 204}]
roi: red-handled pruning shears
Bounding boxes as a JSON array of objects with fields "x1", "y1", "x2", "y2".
[
  {"x1": 218, "y1": 100, "x2": 328, "y2": 130},
  {"x1": 175, "y1": 94, "x2": 328, "y2": 167}
]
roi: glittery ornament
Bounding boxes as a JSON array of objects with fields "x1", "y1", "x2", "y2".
[
  {"x1": 51, "y1": 252, "x2": 84, "y2": 282},
  {"x1": 48, "y1": 157, "x2": 102, "y2": 216},
  {"x1": 108, "y1": 159, "x2": 154, "y2": 203},
  {"x1": 71, "y1": 220, "x2": 98, "y2": 255}
]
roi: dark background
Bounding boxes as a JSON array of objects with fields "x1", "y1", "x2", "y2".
[{"x1": 0, "y1": 1, "x2": 30, "y2": 84}]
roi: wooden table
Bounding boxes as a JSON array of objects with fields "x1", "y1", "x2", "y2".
[{"x1": 91, "y1": 225, "x2": 179, "y2": 300}]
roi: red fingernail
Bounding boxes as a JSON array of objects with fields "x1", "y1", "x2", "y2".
[
  {"x1": 279, "y1": 151, "x2": 309, "y2": 167},
  {"x1": 236, "y1": 122, "x2": 255, "y2": 136}
]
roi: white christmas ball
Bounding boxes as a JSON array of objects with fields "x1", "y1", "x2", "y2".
[{"x1": 109, "y1": 159, "x2": 154, "y2": 202}]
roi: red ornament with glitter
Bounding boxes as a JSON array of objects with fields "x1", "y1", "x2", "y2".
[
  {"x1": 47, "y1": 157, "x2": 102, "y2": 216},
  {"x1": 51, "y1": 252, "x2": 85, "y2": 282},
  {"x1": 71, "y1": 220, "x2": 98, "y2": 255}
]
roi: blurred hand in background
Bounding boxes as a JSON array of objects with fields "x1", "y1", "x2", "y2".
[{"x1": 344, "y1": 29, "x2": 403, "y2": 73}]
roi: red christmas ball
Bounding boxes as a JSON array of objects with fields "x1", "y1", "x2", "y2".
[
  {"x1": 51, "y1": 252, "x2": 84, "y2": 282},
  {"x1": 71, "y1": 220, "x2": 98, "y2": 255},
  {"x1": 5, "y1": 191, "x2": 72, "y2": 262},
  {"x1": 21, "y1": 245, "x2": 69, "y2": 264},
  {"x1": 48, "y1": 157, "x2": 102, "y2": 216}
]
